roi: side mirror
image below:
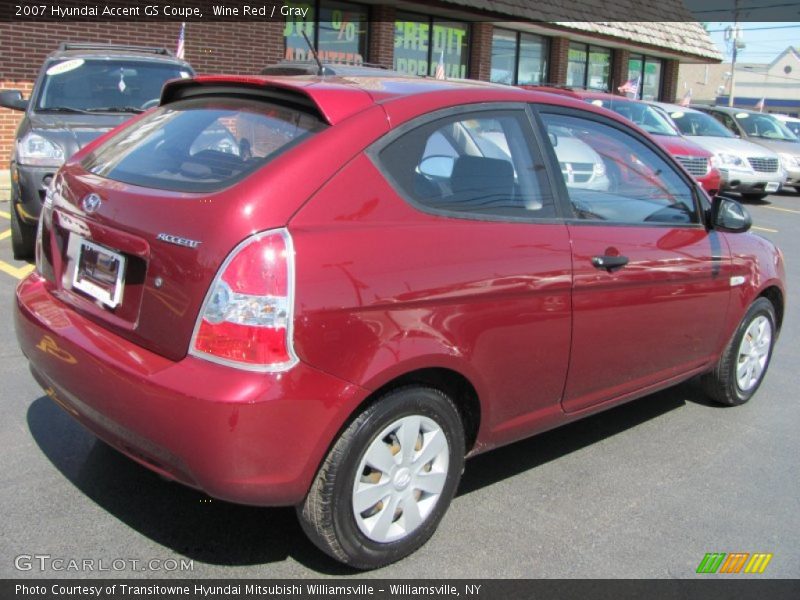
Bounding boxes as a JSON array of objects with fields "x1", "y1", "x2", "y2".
[
  {"x1": 709, "y1": 195, "x2": 752, "y2": 233},
  {"x1": 0, "y1": 90, "x2": 28, "y2": 111}
]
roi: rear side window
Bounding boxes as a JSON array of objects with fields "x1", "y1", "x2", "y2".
[
  {"x1": 82, "y1": 97, "x2": 326, "y2": 192},
  {"x1": 376, "y1": 109, "x2": 555, "y2": 220}
]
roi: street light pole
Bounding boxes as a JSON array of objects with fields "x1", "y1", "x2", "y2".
[{"x1": 727, "y1": 1, "x2": 741, "y2": 107}]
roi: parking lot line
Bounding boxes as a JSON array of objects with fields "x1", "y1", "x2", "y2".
[
  {"x1": 0, "y1": 229, "x2": 10, "y2": 240},
  {"x1": 0, "y1": 210, "x2": 10, "y2": 219},
  {"x1": 764, "y1": 206, "x2": 800, "y2": 215},
  {"x1": 752, "y1": 226, "x2": 779, "y2": 233},
  {"x1": 0, "y1": 261, "x2": 34, "y2": 280}
]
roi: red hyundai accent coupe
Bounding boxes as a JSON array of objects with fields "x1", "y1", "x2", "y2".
[{"x1": 15, "y1": 74, "x2": 785, "y2": 569}]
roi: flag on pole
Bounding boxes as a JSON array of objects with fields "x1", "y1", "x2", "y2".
[
  {"x1": 434, "y1": 49, "x2": 446, "y2": 80},
  {"x1": 176, "y1": 22, "x2": 185, "y2": 59},
  {"x1": 679, "y1": 88, "x2": 692, "y2": 107},
  {"x1": 755, "y1": 97, "x2": 765, "y2": 112},
  {"x1": 617, "y1": 75, "x2": 640, "y2": 98}
]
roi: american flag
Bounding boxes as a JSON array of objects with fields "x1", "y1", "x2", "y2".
[
  {"x1": 679, "y1": 88, "x2": 692, "y2": 107},
  {"x1": 176, "y1": 22, "x2": 185, "y2": 60},
  {"x1": 617, "y1": 75, "x2": 640, "y2": 97},
  {"x1": 755, "y1": 97, "x2": 765, "y2": 112},
  {"x1": 434, "y1": 49, "x2": 446, "y2": 80}
]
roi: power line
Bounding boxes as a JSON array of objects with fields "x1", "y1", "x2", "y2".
[
  {"x1": 695, "y1": 3, "x2": 800, "y2": 14},
  {"x1": 706, "y1": 24, "x2": 800, "y2": 32}
]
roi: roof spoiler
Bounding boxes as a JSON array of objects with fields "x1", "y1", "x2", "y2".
[
  {"x1": 160, "y1": 76, "x2": 375, "y2": 125},
  {"x1": 57, "y1": 42, "x2": 174, "y2": 56}
]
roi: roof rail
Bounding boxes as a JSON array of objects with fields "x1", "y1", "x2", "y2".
[{"x1": 57, "y1": 42, "x2": 174, "y2": 56}]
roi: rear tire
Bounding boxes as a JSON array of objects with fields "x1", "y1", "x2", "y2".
[
  {"x1": 10, "y1": 204, "x2": 36, "y2": 260},
  {"x1": 297, "y1": 386, "x2": 465, "y2": 569},
  {"x1": 702, "y1": 298, "x2": 776, "y2": 406},
  {"x1": 741, "y1": 192, "x2": 768, "y2": 202}
]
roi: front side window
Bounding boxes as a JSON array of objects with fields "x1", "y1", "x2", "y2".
[
  {"x1": 377, "y1": 109, "x2": 554, "y2": 219},
  {"x1": 36, "y1": 59, "x2": 191, "y2": 112},
  {"x1": 82, "y1": 97, "x2": 326, "y2": 193},
  {"x1": 541, "y1": 112, "x2": 697, "y2": 225},
  {"x1": 394, "y1": 15, "x2": 469, "y2": 78},
  {"x1": 283, "y1": 1, "x2": 368, "y2": 64}
]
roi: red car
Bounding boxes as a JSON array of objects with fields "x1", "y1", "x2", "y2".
[
  {"x1": 15, "y1": 74, "x2": 785, "y2": 569},
  {"x1": 524, "y1": 87, "x2": 723, "y2": 196}
]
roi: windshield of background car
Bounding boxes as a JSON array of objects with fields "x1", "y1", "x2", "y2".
[
  {"x1": 588, "y1": 98, "x2": 678, "y2": 136},
  {"x1": 36, "y1": 58, "x2": 192, "y2": 113},
  {"x1": 81, "y1": 97, "x2": 327, "y2": 192},
  {"x1": 734, "y1": 112, "x2": 799, "y2": 142},
  {"x1": 668, "y1": 110, "x2": 735, "y2": 138}
]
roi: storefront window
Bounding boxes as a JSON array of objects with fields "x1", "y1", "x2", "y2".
[
  {"x1": 284, "y1": 1, "x2": 368, "y2": 64},
  {"x1": 491, "y1": 29, "x2": 548, "y2": 85},
  {"x1": 627, "y1": 55, "x2": 663, "y2": 100},
  {"x1": 394, "y1": 14, "x2": 469, "y2": 78},
  {"x1": 567, "y1": 42, "x2": 611, "y2": 90},
  {"x1": 567, "y1": 43, "x2": 587, "y2": 88}
]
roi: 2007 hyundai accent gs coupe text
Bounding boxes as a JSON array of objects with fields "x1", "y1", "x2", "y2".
[{"x1": 15, "y1": 74, "x2": 786, "y2": 569}]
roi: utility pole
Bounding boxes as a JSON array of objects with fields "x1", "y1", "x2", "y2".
[{"x1": 727, "y1": 1, "x2": 743, "y2": 107}]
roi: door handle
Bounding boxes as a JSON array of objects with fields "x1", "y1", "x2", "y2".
[{"x1": 592, "y1": 255, "x2": 629, "y2": 272}]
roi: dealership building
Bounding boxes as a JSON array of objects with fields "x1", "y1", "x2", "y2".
[{"x1": 0, "y1": 0, "x2": 721, "y2": 181}]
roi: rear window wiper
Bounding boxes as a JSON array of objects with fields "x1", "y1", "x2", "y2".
[{"x1": 85, "y1": 106, "x2": 145, "y2": 114}]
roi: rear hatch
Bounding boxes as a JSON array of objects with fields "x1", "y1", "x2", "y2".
[{"x1": 38, "y1": 85, "x2": 330, "y2": 361}]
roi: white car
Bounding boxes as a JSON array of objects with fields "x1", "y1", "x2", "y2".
[
  {"x1": 650, "y1": 102, "x2": 785, "y2": 200},
  {"x1": 773, "y1": 114, "x2": 800, "y2": 139}
]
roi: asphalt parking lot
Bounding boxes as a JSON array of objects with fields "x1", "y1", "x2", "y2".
[{"x1": 1, "y1": 192, "x2": 799, "y2": 579}]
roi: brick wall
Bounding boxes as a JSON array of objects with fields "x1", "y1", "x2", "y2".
[
  {"x1": 0, "y1": 21, "x2": 284, "y2": 164},
  {"x1": 548, "y1": 37, "x2": 570, "y2": 86},
  {"x1": 468, "y1": 22, "x2": 493, "y2": 82},
  {"x1": 661, "y1": 58, "x2": 680, "y2": 102},
  {"x1": 611, "y1": 48, "x2": 630, "y2": 94},
  {"x1": 368, "y1": 5, "x2": 395, "y2": 69}
]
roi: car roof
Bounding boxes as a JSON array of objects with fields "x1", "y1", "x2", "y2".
[
  {"x1": 162, "y1": 74, "x2": 630, "y2": 128},
  {"x1": 46, "y1": 42, "x2": 192, "y2": 68},
  {"x1": 694, "y1": 105, "x2": 766, "y2": 116}
]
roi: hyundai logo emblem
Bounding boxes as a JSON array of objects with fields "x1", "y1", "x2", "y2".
[{"x1": 81, "y1": 193, "x2": 102, "y2": 214}]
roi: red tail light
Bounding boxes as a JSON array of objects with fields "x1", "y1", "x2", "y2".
[{"x1": 190, "y1": 229, "x2": 297, "y2": 371}]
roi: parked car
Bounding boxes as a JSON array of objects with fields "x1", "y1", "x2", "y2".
[
  {"x1": 649, "y1": 102, "x2": 784, "y2": 200},
  {"x1": 575, "y1": 92, "x2": 723, "y2": 196},
  {"x1": 523, "y1": 88, "x2": 723, "y2": 197},
  {"x1": 15, "y1": 74, "x2": 785, "y2": 569},
  {"x1": 772, "y1": 114, "x2": 800, "y2": 141},
  {"x1": 0, "y1": 42, "x2": 194, "y2": 259},
  {"x1": 693, "y1": 105, "x2": 800, "y2": 194}
]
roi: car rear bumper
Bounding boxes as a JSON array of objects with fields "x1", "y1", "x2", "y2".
[{"x1": 15, "y1": 274, "x2": 369, "y2": 506}]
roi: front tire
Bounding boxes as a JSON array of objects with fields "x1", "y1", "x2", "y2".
[
  {"x1": 702, "y1": 297, "x2": 776, "y2": 406},
  {"x1": 10, "y1": 203, "x2": 36, "y2": 260},
  {"x1": 298, "y1": 386, "x2": 465, "y2": 569},
  {"x1": 741, "y1": 192, "x2": 768, "y2": 202}
]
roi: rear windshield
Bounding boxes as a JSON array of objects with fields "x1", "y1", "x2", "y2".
[{"x1": 82, "y1": 97, "x2": 326, "y2": 192}]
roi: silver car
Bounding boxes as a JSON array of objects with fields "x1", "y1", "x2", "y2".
[
  {"x1": 651, "y1": 102, "x2": 785, "y2": 201},
  {"x1": 692, "y1": 104, "x2": 800, "y2": 195}
]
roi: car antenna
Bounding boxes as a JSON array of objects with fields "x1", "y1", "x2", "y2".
[{"x1": 301, "y1": 30, "x2": 324, "y2": 76}]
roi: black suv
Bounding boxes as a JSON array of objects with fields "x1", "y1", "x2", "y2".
[{"x1": 0, "y1": 43, "x2": 194, "y2": 258}]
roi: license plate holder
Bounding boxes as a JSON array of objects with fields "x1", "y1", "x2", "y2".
[
  {"x1": 71, "y1": 238, "x2": 126, "y2": 308},
  {"x1": 765, "y1": 182, "x2": 780, "y2": 193}
]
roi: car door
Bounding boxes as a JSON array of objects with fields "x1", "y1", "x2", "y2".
[
  {"x1": 536, "y1": 107, "x2": 733, "y2": 413},
  {"x1": 361, "y1": 104, "x2": 574, "y2": 436}
]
